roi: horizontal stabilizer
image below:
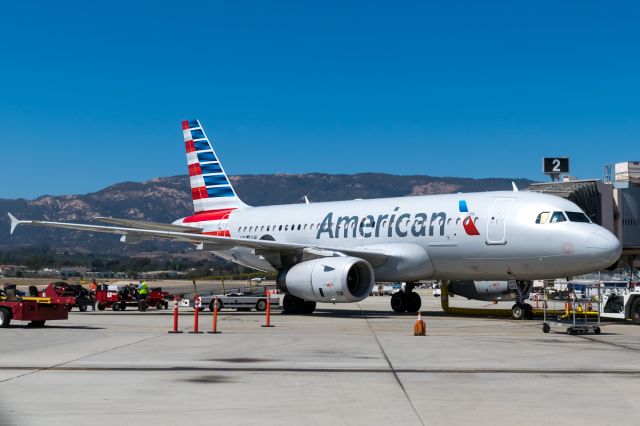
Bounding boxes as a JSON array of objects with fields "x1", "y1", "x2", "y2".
[{"x1": 7, "y1": 212, "x2": 21, "y2": 235}]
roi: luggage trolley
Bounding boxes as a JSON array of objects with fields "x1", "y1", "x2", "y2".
[{"x1": 542, "y1": 282, "x2": 602, "y2": 335}]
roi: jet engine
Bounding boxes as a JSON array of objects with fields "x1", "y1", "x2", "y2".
[
  {"x1": 120, "y1": 235, "x2": 144, "y2": 244},
  {"x1": 447, "y1": 280, "x2": 519, "y2": 302},
  {"x1": 277, "y1": 257, "x2": 375, "y2": 303}
]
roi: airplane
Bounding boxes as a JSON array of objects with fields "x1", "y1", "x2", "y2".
[{"x1": 8, "y1": 119, "x2": 622, "y2": 317}]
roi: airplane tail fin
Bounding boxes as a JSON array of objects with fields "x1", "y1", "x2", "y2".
[{"x1": 182, "y1": 119, "x2": 249, "y2": 212}]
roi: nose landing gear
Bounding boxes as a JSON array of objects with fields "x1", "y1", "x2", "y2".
[
  {"x1": 390, "y1": 283, "x2": 422, "y2": 313},
  {"x1": 511, "y1": 280, "x2": 534, "y2": 320}
]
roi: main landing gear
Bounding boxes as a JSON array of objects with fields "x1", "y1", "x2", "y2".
[
  {"x1": 510, "y1": 280, "x2": 534, "y2": 320},
  {"x1": 282, "y1": 294, "x2": 316, "y2": 315},
  {"x1": 390, "y1": 283, "x2": 422, "y2": 313}
]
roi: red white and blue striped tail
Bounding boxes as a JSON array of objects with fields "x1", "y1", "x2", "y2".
[{"x1": 182, "y1": 119, "x2": 248, "y2": 213}]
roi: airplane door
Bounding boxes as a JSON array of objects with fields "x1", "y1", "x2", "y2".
[{"x1": 486, "y1": 198, "x2": 513, "y2": 245}]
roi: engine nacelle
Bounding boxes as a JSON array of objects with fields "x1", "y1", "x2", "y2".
[
  {"x1": 448, "y1": 280, "x2": 518, "y2": 302},
  {"x1": 277, "y1": 257, "x2": 375, "y2": 303},
  {"x1": 120, "y1": 235, "x2": 144, "y2": 244}
]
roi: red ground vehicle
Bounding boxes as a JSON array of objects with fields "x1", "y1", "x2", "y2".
[
  {"x1": 42, "y1": 282, "x2": 94, "y2": 312},
  {"x1": 95, "y1": 284, "x2": 169, "y2": 312},
  {"x1": 149, "y1": 287, "x2": 170, "y2": 310},
  {"x1": 0, "y1": 284, "x2": 73, "y2": 328}
]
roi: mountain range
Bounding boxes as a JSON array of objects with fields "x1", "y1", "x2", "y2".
[{"x1": 0, "y1": 173, "x2": 535, "y2": 254}]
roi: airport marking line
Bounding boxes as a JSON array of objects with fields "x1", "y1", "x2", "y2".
[
  {"x1": 1, "y1": 366, "x2": 638, "y2": 375},
  {"x1": 358, "y1": 303, "x2": 425, "y2": 426}
]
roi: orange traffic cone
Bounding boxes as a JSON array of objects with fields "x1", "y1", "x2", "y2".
[{"x1": 414, "y1": 312, "x2": 426, "y2": 336}]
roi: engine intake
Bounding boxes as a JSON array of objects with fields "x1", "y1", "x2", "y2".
[{"x1": 277, "y1": 257, "x2": 375, "y2": 303}]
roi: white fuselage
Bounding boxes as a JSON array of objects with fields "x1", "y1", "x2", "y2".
[{"x1": 175, "y1": 191, "x2": 621, "y2": 281}]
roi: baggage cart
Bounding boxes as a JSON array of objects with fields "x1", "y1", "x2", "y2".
[{"x1": 541, "y1": 283, "x2": 602, "y2": 335}]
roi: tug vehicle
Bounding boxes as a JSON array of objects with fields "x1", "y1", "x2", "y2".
[
  {"x1": 601, "y1": 284, "x2": 640, "y2": 323},
  {"x1": 0, "y1": 284, "x2": 73, "y2": 328},
  {"x1": 95, "y1": 284, "x2": 169, "y2": 311}
]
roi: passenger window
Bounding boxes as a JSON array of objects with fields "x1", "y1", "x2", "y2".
[
  {"x1": 297, "y1": 224, "x2": 301, "y2": 230},
  {"x1": 285, "y1": 225, "x2": 289, "y2": 231},
  {"x1": 267, "y1": 226, "x2": 270, "y2": 231},
  {"x1": 550, "y1": 211, "x2": 567, "y2": 223},
  {"x1": 536, "y1": 212, "x2": 550, "y2": 224},
  {"x1": 304, "y1": 224, "x2": 308, "y2": 230},
  {"x1": 279, "y1": 225, "x2": 282, "y2": 231}
]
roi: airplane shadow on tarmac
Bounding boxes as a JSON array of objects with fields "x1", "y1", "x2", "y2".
[
  {"x1": 9, "y1": 325, "x2": 104, "y2": 330},
  {"x1": 72, "y1": 308, "x2": 449, "y2": 320}
]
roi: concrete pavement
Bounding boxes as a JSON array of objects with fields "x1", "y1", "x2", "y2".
[{"x1": 1, "y1": 291, "x2": 639, "y2": 425}]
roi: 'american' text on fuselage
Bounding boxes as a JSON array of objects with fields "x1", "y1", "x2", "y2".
[{"x1": 316, "y1": 208, "x2": 448, "y2": 239}]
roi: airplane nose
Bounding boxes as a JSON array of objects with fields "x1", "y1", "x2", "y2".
[{"x1": 587, "y1": 230, "x2": 622, "y2": 266}]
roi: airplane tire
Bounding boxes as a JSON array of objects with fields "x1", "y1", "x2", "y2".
[
  {"x1": 391, "y1": 292, "x2": 407, "y2": 313},
  {"x1": 302, "y1": 301, "x2": 316, "y2": 314},
  {"x1": 524, "y1": 304, "x2": 534, "y2": 320},
  {"x1": 631, "y1": 299, "x2": 640, "y2": 325},
  {"x1": 282, "y1": 294, "x2": 304, "y2": 314},
  {"x1": 406, "y1": 292, "x2": 422, "y2": 313},
  {"x1": 511, "y1": 304, "x2": 525, "y2": 320}
]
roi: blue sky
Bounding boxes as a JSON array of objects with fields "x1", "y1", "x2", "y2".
[{"x1": 0, "y1": 1, "x2": 638, "y2": 199}]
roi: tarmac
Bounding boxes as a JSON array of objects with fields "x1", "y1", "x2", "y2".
[{"x1": 1, "y1": 289, "x2": 639, "y2": 426}]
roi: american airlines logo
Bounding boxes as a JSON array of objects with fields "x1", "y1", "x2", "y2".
[
  {"x1": 459, "y1": 200, "x2": 480, "y2": 236},
  {"x1": 316, "y1": 208, "x2": 448, "y2": 240}
]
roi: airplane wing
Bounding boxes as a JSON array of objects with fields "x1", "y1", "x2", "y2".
[
  {"x1": 7, "y1": 213, "x2": 389, "y2": 265},
  {"x1": 94, "y1": 217, "x2": 203, "y2": 233}
]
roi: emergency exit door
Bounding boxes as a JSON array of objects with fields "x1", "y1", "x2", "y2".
[{"x1": 486, "y1": 198, "x2": 513, "y2": 245}]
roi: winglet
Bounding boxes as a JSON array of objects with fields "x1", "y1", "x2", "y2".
[
  {"x1": 7, "y1": 212, "x2": 21, "y2": 235},
  {"x1": 304, "y1": 195, "x2": 310, "y2": 204},
  {"x1": 511, "y1": 182, "x2": 519, "y2": 192}
]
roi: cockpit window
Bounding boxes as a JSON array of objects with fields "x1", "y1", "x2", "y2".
[
  {"x1": 566, "y1": 211, "x2": 591, "y2": 223},
  {"x1": 535, "y1": 212, "x2": 550, "y2": 224},
  {"x1": 550, "y1": 211, "x2": 567, "y2": 223}
]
